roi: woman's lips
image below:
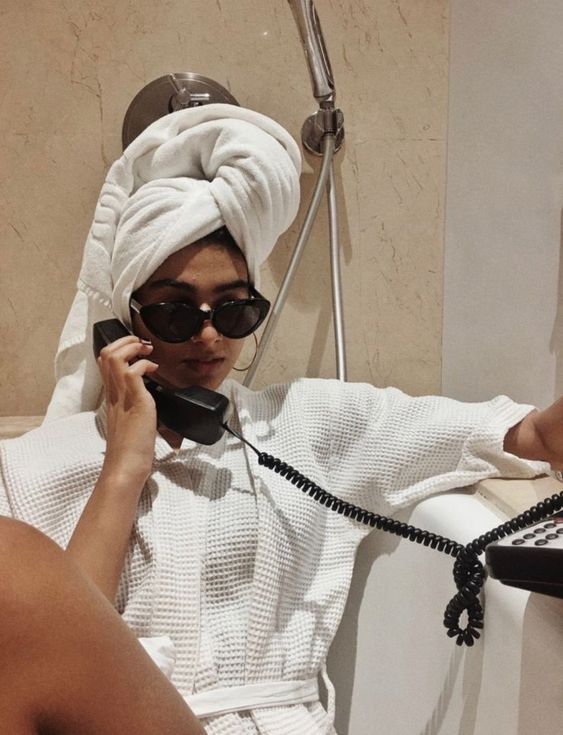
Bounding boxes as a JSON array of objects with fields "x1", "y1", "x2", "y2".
[{"x1": 182, "y1": 356, "x2": 225, "y2": 375}]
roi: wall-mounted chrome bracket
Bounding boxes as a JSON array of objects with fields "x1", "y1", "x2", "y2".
[
  {"x1": 301, "y1": 107, "x2": 344, "y2": 155},
  {"x1": 122, "y1": 72, "x2": 239, "y2": 150}
]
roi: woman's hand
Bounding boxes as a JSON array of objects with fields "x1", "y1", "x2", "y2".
[
  {"x1": 97, "y1": 335, "x2": 159, "y2": 487},
  {"x1": 504, "y1": 397, "x2": 563, "y2": 469}
]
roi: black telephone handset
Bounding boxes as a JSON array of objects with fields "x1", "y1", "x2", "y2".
[
  {"x1": 93, "y1": 319, "x2": 230, "y2": 445},
  {"x1": 93, "y1": 319, "x2": 563, "y2": 645}
]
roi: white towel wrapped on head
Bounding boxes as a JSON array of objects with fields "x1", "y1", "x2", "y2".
[{"x1": 45, "y1": 104, "x2": 301, "y2": 421}]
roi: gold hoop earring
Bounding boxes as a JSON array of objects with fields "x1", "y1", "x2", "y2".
[{"x1": 232, "y1": 333, "x2": 258, "y2": 372}]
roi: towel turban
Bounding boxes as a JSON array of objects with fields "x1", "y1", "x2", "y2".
[{"x1": 45, "y1": 104, "x2": 301, "y2": 420}]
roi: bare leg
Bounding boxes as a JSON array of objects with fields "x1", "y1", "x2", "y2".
[{"x1": 0, "y1": 518, "x2": 205, "y2": 735}]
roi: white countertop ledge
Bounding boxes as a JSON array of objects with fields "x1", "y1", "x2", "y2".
[{"x1": 476, "y1": 475, "x2": 563, "y2": 518}]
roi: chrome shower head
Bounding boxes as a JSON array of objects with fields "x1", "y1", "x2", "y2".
[
  {"x1": 287, "y1": 0, "x2": 335, "y2": 105},
  {"x1": 287, "y1": 0, "x2": 343, "y2": 155}
]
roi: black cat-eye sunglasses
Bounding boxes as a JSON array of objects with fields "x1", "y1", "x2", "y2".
[{"x1": 130, "y1": 288, "x2": 270, "y2": 343}]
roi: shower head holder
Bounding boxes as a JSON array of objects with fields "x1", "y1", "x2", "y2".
[
  {"x1": 122, "y1": 72, "x2": 239, "y2": 150},
  {"x1": 301, "y1": 107, "x2": 344, "y2": 156}
]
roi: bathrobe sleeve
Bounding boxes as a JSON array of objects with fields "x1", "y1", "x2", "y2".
[
  {"x1": 332, "y1": 383, "x2": 550, "y2": 512},
  {"x1": 285, "y1": 380, "x2": 551, "y2": 514},
  {"x1": 0, "y1": 468, "x2": 12, "y2": 517}
]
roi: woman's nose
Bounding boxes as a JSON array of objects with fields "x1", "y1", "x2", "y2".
[
  {"x1": 191, "y1": 305, "x2": 220, "y2": 343},
  {"x1": 193, "y1": 321, "x2": 220, "y2": 343}
]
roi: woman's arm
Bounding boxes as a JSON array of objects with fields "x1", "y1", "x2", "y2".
[{"x1": 66, "y1": 335, "x2": 159, "y2": 602}]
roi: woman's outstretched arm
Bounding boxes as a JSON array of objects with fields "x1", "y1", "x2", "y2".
[{"x1": 0, "y1": 516, "x2": 204, "y2": 735}]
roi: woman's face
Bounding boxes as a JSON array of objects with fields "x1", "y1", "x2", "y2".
[{"x1": 131, "y1": 241, "x2": 249, "y2": 391}]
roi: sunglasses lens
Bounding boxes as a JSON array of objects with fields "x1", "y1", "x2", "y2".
[
  {"x1": 215, "y1": 301, "x2": 268, "y2": 338},
  {"x1": 141, "y1": 303, "x2": 201, "y2": 342}
]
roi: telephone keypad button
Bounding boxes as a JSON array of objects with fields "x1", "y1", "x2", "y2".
[
  {"x1": 534, "y1": 539, "x2": 548, "y2": 546},
  {"x1": 544, "y1": 523, "x2": 556, "y2": 529},
  {"x1": 512, "y1": 539, "x2": 525, "y2": 545},
  {"x1": 546, "y1": 533, "x2": 558, "y2": 540},
  {"x1": 523, "y1": 533, "x2": 535, "y2": 539},
  {"x1": 534, "y1": 527, "x2": 547, "y2": 534}
]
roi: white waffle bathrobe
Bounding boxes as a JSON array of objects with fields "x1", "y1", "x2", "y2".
[{"x1": 0, "y1": 378, "x2": 547, "y2": 734}]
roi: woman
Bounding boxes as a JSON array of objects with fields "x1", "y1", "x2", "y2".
[{"x1": 2, "y1": 104, "x2": 563, "y2": 734}]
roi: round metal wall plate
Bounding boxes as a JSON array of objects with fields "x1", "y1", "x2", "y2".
[
  {"x1": 301, "y1": 113, "x2": 344, "y2": 156},
  {"x1": 122, "y1": 73, "x2": 239, "y2": 150}
]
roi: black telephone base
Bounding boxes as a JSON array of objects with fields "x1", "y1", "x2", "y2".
[{"x1": 485, "y1": 510, "x2": 563, "y2": 599}]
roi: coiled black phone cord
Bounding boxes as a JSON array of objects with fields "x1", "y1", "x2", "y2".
[{"x1": 224, "y1": 425, "x2": 563, "y2": 647}]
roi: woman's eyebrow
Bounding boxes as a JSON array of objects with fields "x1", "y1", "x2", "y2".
[
  {"x1": 213, "y1": 279, "x2": 249, "y2": 294},
  {"x1": 146, "y1": 278, "x2": 249, "y2": 294},
  {"x1": 146, "y1": 278, "x2": 195, "y2": 293}
]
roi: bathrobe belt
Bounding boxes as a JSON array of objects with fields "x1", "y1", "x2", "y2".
[
  {"x1": 138, "y1": 636, "x2": 321, "y2": 719},
  {"x1": 184, "y1": 677, "x2": 319, "y2": 719}
]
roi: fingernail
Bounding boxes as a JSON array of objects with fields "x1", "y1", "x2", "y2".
[{"x1": 140, "y1": 338, "x2": 152, "y2": 345}]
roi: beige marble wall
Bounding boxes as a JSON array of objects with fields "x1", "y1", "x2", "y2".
[{"x1": 1, "y1": 0, "x2": 448, "y2": 415}]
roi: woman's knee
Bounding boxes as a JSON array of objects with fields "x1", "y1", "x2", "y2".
[
  {"x1": 0, "y1": 518, "x2": 66, "y2": 620},
  {"x1": 0, "y1": 515, "x2": 63, "y2": 568}
]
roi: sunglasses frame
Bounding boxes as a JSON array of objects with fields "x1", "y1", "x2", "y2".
[{"x1": 130, "y1": 287, "x2": 270, "y2": 343}]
